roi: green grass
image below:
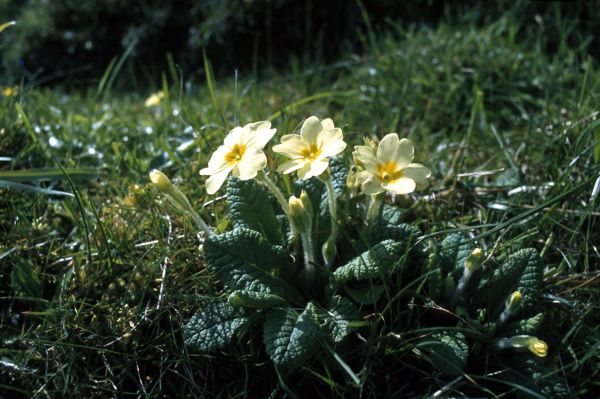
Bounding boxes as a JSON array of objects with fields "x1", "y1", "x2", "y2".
[{"x1": 2, "y1": 3, "x2": 600, "y2": 397}]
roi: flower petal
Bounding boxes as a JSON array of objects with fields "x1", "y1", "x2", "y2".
[
  {"x1": 302, "y1": 158, "x2": 329, "y2": 179},
  {"x1": 403, "y1": 163, "x2": 431, "y2": 189},
  {"x1": 357, "y1": 170, "x2": 383, "y2": 195},
  {"x1": 352, "y1": 145, "x2": 378, "y2": 173},
  {"x1": 236, "y1": 147, "x2": 267, "y2": 180},
  {"x1": 205, "y1": 164, "x2": 234, "y2": 194},
  {"x1": 377, "y1": 134, "x2": 413, "y2": 168},
  {"x1": 243, "y1": 121, "x2": 276, "y2": 149},
  {"x1": 318, "y1": 128, "x2": 346, "y2": 157},
  {"x1": 272, "y1": 135, "x2": 305, "y2": 158},
  {"x1": 200, "y1": 145, "x2": 232, "y2": 175},
  {"x1": 224, "y1": 126, "x2": 245, "y2": 147},
  {"x1": 383, "y1": 176, "x2": 416, "y2": 194},
  {"x1": 277, "y1": 158, "x2": 307, "y2": 174},
  {"x1": 320, "y1": 118, "x2": 335, "y2": 131},
  {"x1": 300, "y1": 116, "x2": 323, "y2": 144}
]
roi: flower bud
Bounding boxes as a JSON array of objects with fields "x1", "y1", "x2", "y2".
[
  {"x1": 288, "y1": 195, "x2": 311, "y2": 233},
  {"x1": 346, "y1": 166, "x2": 359, "y2": 191},
  {"x1": 527, "y1": 338, "x2": 548, "y2": 357},
  {"x1": 149, "y1": 169, "x2": 173, "y2": 192},
  {"x1": 299, "y1": 190, "x2": 313, "y2": 217},
  {"x1": 506, "y1": 335, "x2": 548, "y2": 358},
  {"x1": 506, "y1": 291, "x2": 522, "y2": 313},
  {"x1": 322, "y1": 237, "x2": 336, "y2": 267},
  {"x1": 465, "y1": 248, "x2": 484, "y2": 272}
]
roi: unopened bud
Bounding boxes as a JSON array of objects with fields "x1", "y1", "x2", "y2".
[
  {"x1": 465, "y1": 248, "x2": 484, "y2": 272},
  {"x1": 506, "y1": 335, "x2": 548, "y2": 358},
  {"x1": 322, "y1": 237, "x2": 336, "y2": 267},
  {"x1": 299, "y1": 190, "x2": 313, "y2": 217},
  {"x1": 506, "y1": 291, "x2": 522, "y2": 313},
  {"x1": 527, "y1": 337, "x2": 548, "y2": 357},
  {"x1": 346, "y1": 166, "x2": 359, "y2": 190},
  {"x1": 149, "y1": 169, "x2": 173, "y2": 192},
  {"x1": 288, "y1": 195, "x2": 311, "y2": 233}
]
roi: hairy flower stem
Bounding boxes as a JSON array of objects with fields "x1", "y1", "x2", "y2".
[
  {"x1": 366, "y1": 192, "x2": 385, "y2": 226},
  {"x1": 300, "y1": 231, "x2": 316, "y2": 285},
  {"x1": 257, "y1": 172, "x2": 290, "y2": 214},
  {"x1": 449, "y1": 269, "x2": 471, "y2": 309},
  {"x1": 163, "y1": 185, "x2": 213, "y2": 236},
  {"x1": 321, "y1": 170, "x2": 338, "y2": 268}
]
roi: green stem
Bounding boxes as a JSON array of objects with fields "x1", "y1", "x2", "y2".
[
  {"x1": 366, "y1": 192, "x2": 384, "y2": 226},
  {"x1": 321, "y1": 171, "x2": 338, "y2": 267},
  {"x1": 300, "y1": 231, "x2": 315, "y2": 280},
  {"x1": 257, "y1": 171, "x2": 290, "y2": 214},
  {"x1": 166, "y1": 186, "x2": 213, "y2": 236}
]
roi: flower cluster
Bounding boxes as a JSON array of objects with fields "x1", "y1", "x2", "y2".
[{"x1": 197, "y1": 116, "x2": 430, "y2": 196}]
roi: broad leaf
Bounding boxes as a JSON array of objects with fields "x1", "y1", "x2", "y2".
[
  {"x1": 263, "y1": 303, "x2": 324, "y2": 369},
  {"x1": 228, "y1": 290, "x2": 287, "y2": 309},
  {"x1": 321, "y1": 296, "x2": 359, "y2": 342},
  {"x1": 184, "y1": 302, "x2": 249, "y2": 352},
  {"x1": 419, "y1": 332, "x2": 469, "y2": 377},
  {"x1": 502, "y1": 313, "x2": 544, "y2": 335},
  {"x1": 438, "y1": 232, "x2": 476, "y2": 276},
  {"x1": 344, "y1": 282, "x2": 386, "y2": 305},
  {"x1": 204, "y1": 228, "x2": 302, "y2": 304},
  {"x1": 515, "y1": 249, "x2": 543, "y2": 315},
  {"x1": 333, "y1": 240, "x2": 405, "y2": 283},
  {"x1": 483, "y1": 248, "x2": 538, "y2": 315},
  {"x1": 227, "y1": 177, "x2": 283, "y2": 245}
]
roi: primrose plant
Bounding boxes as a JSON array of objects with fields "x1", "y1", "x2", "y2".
[{"x1": 149, "y1": 115, "x2": 552, "y2": 382}]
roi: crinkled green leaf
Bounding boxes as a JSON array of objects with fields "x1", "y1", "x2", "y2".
[
  {"x1": 263, "y1": 303, "x2": 324, "y2": 369},
  {"x1": 502, "y1": 313, "x2": 544, "y2": 336},
  {"x1": 321, "y1": 295, "x2": 359, "y2": 342},
  {"x1": 381, "y1": 204, "x2": 406, "y2": 225},
  {"x1": 438, "y1": 232, "x2": 477, "y2": 276},
  {"x1": 344, "y1": 282, "x2": 385, "y2": 305},
  {"x1": 184, "y1": 302, "x2": 249, "y2": 352},
  {"x1": 515, "y1": 249, "x2": 543, "y2": 315},
  {"x1": 227, "y1": 177, "x2": 283, "y2": 245},
  {"x1": 369, "y1": 221, "x2": 421, "y2": 248},
  {"x1": 227, "y1": 290, "x2": 287, "y2": 309},
  {"x1": 204, "y1": 228, "x2": 302, "y2": 304},
  {"x1": 333, "y1": 240, "x2": 405, "y2": 283},
  {"x1": 483, "y1": 248, "x2": 537, "y2": 315},
  {"x1": 419, "y1": 332, "x2": 469, "y2": 377}
]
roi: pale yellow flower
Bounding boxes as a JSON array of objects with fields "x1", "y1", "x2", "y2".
[
  {"x1": 200, "y1": 121, "x2": 276, "y2": 194},
  {"x1": 144, "y1": 91, "x2": 164, "y2": 107},
  {"x1": 2, "y1": 86, "x2": 17, "y2": 97},
  {"x1": 353, "y1": 133, "x2": 431, "y2": 195},
  {"x1": 272, "y1": 116, "x2": 346, "y2": 180}
]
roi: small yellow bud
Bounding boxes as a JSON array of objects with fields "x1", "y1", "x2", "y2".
[
  {"x1": 149, "y1": 169, "x2": 173, "y2": 192},
  {"x1": 507, "y1": 291, "x2": 522, "y2": 312},
  {"x1": 2, "y1": 86, "x2": 18, "y2": 97},
  {"x1": 289, "y1": 196, "x2": 304, "y2": 217},
  {"x1": 299, "y1": 190, "x2": 313, "y2": 216},
  {"x1": 144, "y1": 91, "x2": 164, "y2": 107},
  {"x1": 288, "y1": 195, "x2": 311, "y2": 233},
  {"x1": 528, "y1": 338, "x2": 548, "y2": 357},
  {"x1": 465, "y1": 248, "x2": 484, "y2": 272}
]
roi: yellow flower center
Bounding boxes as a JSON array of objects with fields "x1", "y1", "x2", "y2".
[
  {"x1": 376, "y1": 161, "x2": 404, "y2": 183},
  {"x1": 225, "y1": 144, "x2": 247, "y2": 165},
  {"x1": 300, "y1": 144, "x2": 322, "y2": 161}
]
